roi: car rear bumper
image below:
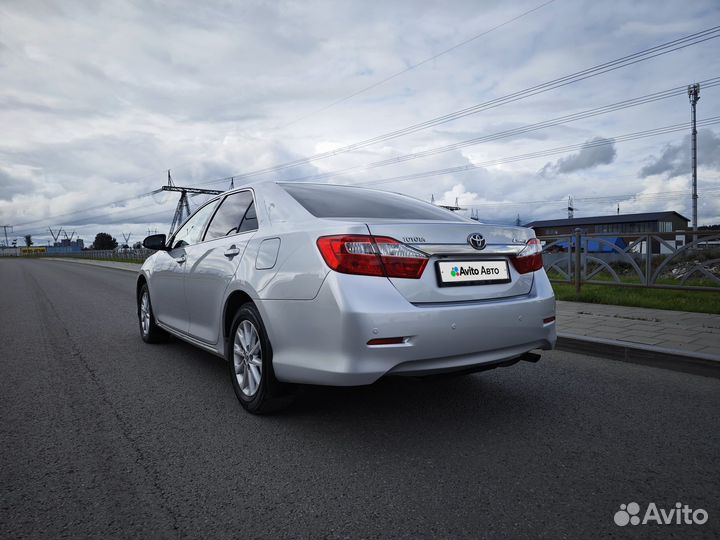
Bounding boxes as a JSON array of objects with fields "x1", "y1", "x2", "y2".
[{"x1": 260, "y1": 270, "x2": 556, "y2": 386}]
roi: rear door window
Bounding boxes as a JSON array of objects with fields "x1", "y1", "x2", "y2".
[
  {"x1": 238, "y1": 201, "x2": 258, "y2": 233},
  {"x1": 172, "y1": 199, "x2": 220, "y2": 249},
  {"x1": 280, "y1": 183, "x2": 463, "y2": 221},
  {"x1": 204, "y1": 191, "x2": 254, "y2": 241}
]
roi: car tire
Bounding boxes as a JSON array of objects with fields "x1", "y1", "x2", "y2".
[
  {"x1": 138, "y1": 283, "x2": 168, "y2": 344},
  {"x1": 228, "y1": 303, "x2": 294, "y2": 414}
]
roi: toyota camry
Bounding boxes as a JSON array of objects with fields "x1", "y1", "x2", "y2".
[{"x1": 137, "y1": 182, "x2": 556, "y2": 413}]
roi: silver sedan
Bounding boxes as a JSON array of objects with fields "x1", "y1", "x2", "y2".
[{"x1": 137, "y1": 182, "x2": 556, "y2": 413}]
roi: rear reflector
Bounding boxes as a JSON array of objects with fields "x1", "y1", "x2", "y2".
[
  {"x1": 511, "y1": 238, "x2": 543, "y2": 274},
  {"x1": 543, "y1": 316, "x2": 556, "y2": 324},
  {"x1": 317, "y1": 235, "x2": 428, "y2": 279},
  {"x1": 367, "y1": 337, "x2": 406, "y2": 345}
]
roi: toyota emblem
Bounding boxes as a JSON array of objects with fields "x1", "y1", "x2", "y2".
[{"x1": 467, "y1": 233, "x2": 486, "y2": 250}]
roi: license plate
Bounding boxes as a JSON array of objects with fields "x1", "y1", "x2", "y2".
[{"x1": 436, "y1": 260, "x2": 511, "y2": 286}]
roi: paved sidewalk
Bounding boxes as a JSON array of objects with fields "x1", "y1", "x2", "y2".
[{"x1": 557, "y1": 301, "x2": 720, "y2": 358}]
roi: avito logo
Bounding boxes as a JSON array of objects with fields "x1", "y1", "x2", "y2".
[
  {"x1": 614, "y1": 502, "x2": 708, "y2": 527},
  {"x1": 450, "y1": 265, "x2": 500, "y2": 277}
]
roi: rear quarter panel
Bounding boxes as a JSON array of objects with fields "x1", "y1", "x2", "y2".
[{"x1": 249, "y1": 221, "x2": 370, "y2": 300}]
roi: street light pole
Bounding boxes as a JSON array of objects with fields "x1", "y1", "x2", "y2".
[
  {"x1": 1, "y1": 225, "x2": 12, "y2": 248},
  {"x1": 688, "y1": 83, "x2": 700, "y2": 244}
]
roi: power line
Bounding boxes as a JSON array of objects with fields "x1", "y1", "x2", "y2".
[
  {"x1": 16, "y1": 118, "x2": 719, "y2": 237},
  {"x1": 12, "y1": 182, "x2": 226, "y2": 238},
  {"x1": 13, "y1": 27, "x2": 720, "y2": 235},
  {"x1": 12, "y1": 187, "x2": 223, "y2": 239},
  {"x1": 8, "y1": 28, "x2": 719, "y2": 236},
  {"x1": 11, "y1": 190, "x2": 158, "y2": 229},
  {"x1": 7, "y1": 162, "x2": 195, "y2": 229},
  {"x1": 197, "y1": 25, "x2": 720, "y2": 186},
  {"x1": 354, "y1": 116, "x2": 720, "y2": 187},
  {"x1": 10, "y1": 170, "x2": 231, "y2": 233},
  {"x1": 457, "y1": 187, "x2": 720, "y2": 208},
  {"x1": 276, "y1": 0, "x2": 557, "y2": 129},
  {"x1": 25, "y1": 119, "x2": 719, "y2": 237},
  {"x1": 280, "y1": 77, "x2": 720, "y2": 183},
  {"x1": 11, "y1": 199, "x2": 175, "y2": 237}
]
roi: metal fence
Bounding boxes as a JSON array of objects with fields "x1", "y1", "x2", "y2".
[{"x1": 539, "y1": 230, "x2": 720, "y2": 293}]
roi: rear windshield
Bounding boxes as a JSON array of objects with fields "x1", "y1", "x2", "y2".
[{"x1": 280, "y1": 183, "x2": 464, "y2": 221}]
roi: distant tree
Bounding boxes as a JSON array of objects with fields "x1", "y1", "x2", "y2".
[
  {"x1": 133, "y1": 241, "x2": 142, "y2": 249},
  {"x1": 699, "y1": 224, "x2": 720, "y2": 230},
  {"x1": 24, "y1": 234, "x2": 33, "y2": 247},
  {"x1": 93, "y1": 232, "x2": 118, "y2": 250}
]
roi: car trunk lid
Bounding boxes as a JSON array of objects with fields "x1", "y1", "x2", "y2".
[{"x1": 365, "y1": 220, "x2": 535, "y2": 303}]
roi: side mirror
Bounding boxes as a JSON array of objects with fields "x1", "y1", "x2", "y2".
[{"x1": 143, "y1": 234, "x2": 168, "y2": 251}]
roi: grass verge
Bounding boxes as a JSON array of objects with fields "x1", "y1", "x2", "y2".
[{"x1": 552, "y1": 281, "x2": 720, "y2": 314}]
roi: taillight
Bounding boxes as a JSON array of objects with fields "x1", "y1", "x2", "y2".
[
  {"x1": 511, "y1": 238, "x2": 543, "y2": 274},
  {"x1": 374, "y1": 237, "x2": 429, "y2": 279},
  {"x1": 317, "y1": 235, "x2": 428, "y2": 279}
]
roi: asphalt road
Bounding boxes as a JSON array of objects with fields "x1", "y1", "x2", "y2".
[{"x1": 1, "y1": 258, "x2": 718, "y2": 540}]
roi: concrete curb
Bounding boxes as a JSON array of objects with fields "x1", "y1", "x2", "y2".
[
  {"x1": 557, "y1": 333, "x2": 720, "y2": 379},
  {"x1": 47, "y1": 258, "x2": 142, "y2": 272}
]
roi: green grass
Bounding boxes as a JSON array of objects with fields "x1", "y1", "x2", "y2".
[{"x1": 551, "y1": 281, "x2": 720, "y2": 314}]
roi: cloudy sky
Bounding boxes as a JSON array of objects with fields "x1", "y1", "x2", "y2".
[{"x1": 1, "y1": 0, "x2": 719, "y2": 246}]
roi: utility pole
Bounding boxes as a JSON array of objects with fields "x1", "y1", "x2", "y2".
[
  {"x1": 48, "y1": 227, "x2": 63, "y2": 245},
  {"x1": 1, "y1": 225, "x2": 12, "y2": 247},
  {"x1": 161, "y1": 170, "x2": 223, "y2": 236},
  {"x1": 688, "y1": 82, "x2": 700, "y2": 243}
]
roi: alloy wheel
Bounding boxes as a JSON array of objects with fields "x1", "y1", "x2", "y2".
[
  {"x1": 233, "y1": 320, "x2": 263, "y2": 397},
  {"x1": 140, "y1": 291, "x2": 151, "y2": 336}
]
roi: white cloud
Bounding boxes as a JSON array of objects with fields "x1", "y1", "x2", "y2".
[{"x1": 1, "y1": 0, "x2": 720, "y2": 245}]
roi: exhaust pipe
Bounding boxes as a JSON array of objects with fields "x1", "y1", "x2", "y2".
[
  {"x1": 518, "y1": 352, "x2": 541, "y2": 363},
  {"x1": 403, "y1": 351, "x2": 543, "y2": 380}
]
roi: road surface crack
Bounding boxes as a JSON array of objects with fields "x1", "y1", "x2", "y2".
[{"x1": 24, "y1": 270, "x2": 182, "y2": 537}]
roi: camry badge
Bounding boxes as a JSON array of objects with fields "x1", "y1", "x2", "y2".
[{"x1": 467, "y1": 233, "x2": 486, "y2": 250}]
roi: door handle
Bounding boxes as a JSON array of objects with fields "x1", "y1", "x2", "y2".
[
  {"x1": 224, "y1": 246, "x2": 241, "y2": 258},
  {"x1": 175, "y1": 254, "x2": 186, "y2": 264}
]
